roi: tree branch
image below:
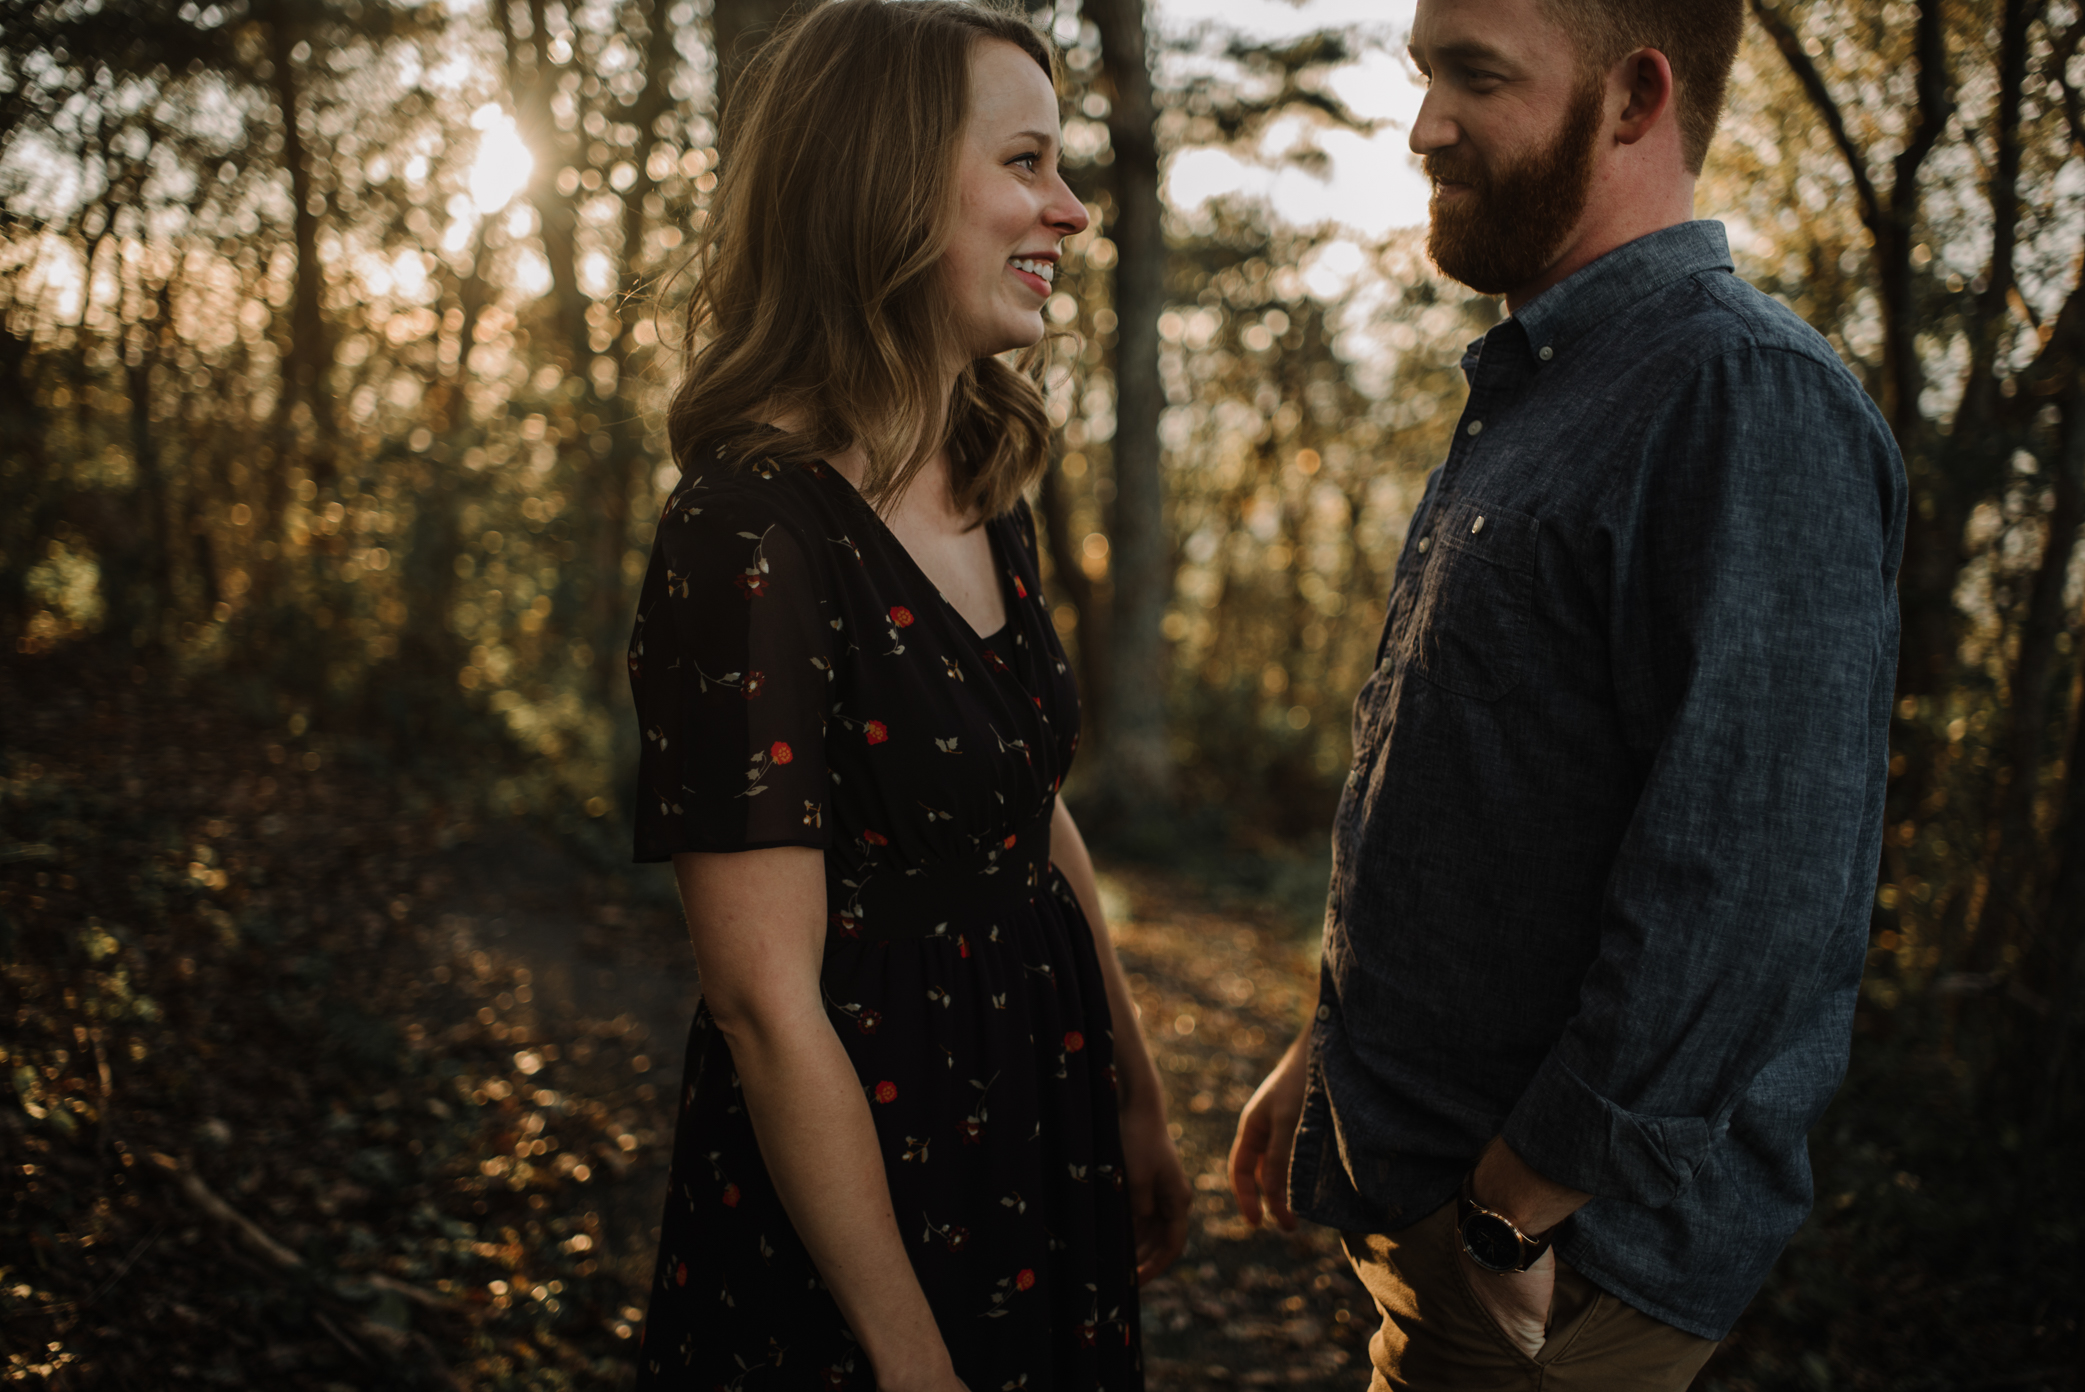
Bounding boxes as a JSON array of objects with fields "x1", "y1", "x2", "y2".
[{"x1": 1748, "y1": 0, "x2": 1883, "y2": 235}]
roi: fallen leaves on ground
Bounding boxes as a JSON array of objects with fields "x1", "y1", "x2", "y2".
[{"x1": 0, "y1": 654, "x2": 1360, "y2": 1389}]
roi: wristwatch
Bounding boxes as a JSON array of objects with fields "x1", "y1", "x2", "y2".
[{"x1": 1456, "y1": 1174, "x2": 1555, "y2": 1274}]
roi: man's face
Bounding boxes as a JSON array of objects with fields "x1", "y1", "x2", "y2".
[{"x1": 1408, "y1": 0, "x2": 1609, "y2": 296}]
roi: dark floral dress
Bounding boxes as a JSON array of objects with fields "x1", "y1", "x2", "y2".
[{"x1": 627, "y1": 439, "x2": 1142, "y2": 1391}]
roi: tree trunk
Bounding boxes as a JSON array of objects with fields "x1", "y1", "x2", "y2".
[
  {"x1": 262, "y1": 0, "x2": 334, "y2": 489},
  {"x1": 587, "y1": 0, "x2": 681, "y2": 704},
  {"x1": 1085, "y1": 0, "x2": 1171, "y2": 817},
  {"x1": 507, "y1": 0, "x2": 591, "y2": 374},
  {"x1": 1038, "y1": 459, "x2": 1107, "y2": 738},
  {"x1": 1971, "y1": 392, "x2": 2085, "y2": 966}
]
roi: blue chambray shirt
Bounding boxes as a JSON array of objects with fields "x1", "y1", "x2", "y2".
[{"x1": 1291, "y1": 221, "x2": 1907, "y2": 1340}]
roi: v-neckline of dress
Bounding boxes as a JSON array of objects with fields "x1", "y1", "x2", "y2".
[{"x1": 814, "y1": 460, "x2": 1021, "y2": 649}]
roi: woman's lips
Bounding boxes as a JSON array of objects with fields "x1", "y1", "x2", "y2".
[{"x1": 1009, "y1": 264, "x2": 1051, "y2": 297}]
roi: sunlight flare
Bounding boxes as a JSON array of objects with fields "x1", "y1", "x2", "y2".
[{"x1": 468, "y1": 104, "x2": 533, "y2": 215}]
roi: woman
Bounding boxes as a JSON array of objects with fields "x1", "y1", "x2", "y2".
[{"x1": 626, "y1": 3, "x2": 1192, "y2": 1388}]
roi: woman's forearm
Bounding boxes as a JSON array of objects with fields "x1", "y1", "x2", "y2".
[
  {"x1": 1049, "y1": 801, "x2": 1166, "y2": 1115},
  {"x1": 676, "y1": 847, "x2": 953, "y2": 1390},
  {"x1": 723, "y1": 1006, "x2": 953, "y2": 1388}
]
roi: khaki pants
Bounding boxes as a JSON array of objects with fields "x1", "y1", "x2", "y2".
[{"x1": 1341, "y1": 1203, "x2": 1718, "y2": 1391}]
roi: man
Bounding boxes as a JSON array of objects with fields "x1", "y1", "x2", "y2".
[{"x1": 1227, "y1": 0, "x2": 1905, "y2": 1387}]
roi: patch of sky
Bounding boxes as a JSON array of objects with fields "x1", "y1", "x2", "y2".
[{"x1": 1155, "y1": 0, "x2": 1430, "y2": 236}]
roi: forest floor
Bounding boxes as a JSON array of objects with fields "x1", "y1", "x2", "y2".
[{"x1": 0, "y1": 651, "x2": 2054, "y2": 1390}]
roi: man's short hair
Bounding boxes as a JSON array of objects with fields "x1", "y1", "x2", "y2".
[{"x1": 1543, "y1": 0, "x2": 1745, "y2": 174}]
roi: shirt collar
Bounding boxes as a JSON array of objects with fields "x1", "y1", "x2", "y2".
[{"x1": 1506, "y1": 220, "x2": 1734, "y2": 360}]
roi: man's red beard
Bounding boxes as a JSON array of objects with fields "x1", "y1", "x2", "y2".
[{"x1": 1424, "y1": 77, "x2": 1606, "y2": 296}]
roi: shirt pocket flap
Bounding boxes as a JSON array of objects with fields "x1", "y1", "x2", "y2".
[
  {"x1": 1432, "y1": 498, "x2": 1538, "y2": 574},
  {"x1": 1405, "y1": 498, "x2": 1541, "y2": 702}
]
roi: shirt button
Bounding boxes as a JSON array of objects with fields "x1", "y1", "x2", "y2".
[
  {"x1": 1416, "y1": 536, "x2": 1431, "y2": 554},
  {"x1": 1471, "y1": 516, "x2": 1486, "y2": 534},
  {"x1": 1539, "y1": 345, "x2": 1554, "y2": 361},
  {"x1": 1316, "y1": 1005, "x2": 1331, "y2": 1021},
  {"x1": 1465, "y1": 420, "x2": 1484, "y2": 437}
]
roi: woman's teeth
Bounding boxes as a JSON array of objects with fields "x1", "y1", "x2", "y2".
[{"x1": 1010, "y1": 257, "x2": 1055, "y2": 285}]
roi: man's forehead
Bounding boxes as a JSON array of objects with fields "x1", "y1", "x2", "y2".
[{"x1": 1410, "y1": 0, "x2": 1561, "y2": 62}]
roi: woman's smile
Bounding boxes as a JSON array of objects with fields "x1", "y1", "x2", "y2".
[{"x1": 1008, "y1": 254, "x2": 1057, "y2": 297}]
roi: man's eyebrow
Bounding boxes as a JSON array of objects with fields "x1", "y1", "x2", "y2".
[{"x1": 1412, "y1": 38, "x2": 1517, "y2": 69}]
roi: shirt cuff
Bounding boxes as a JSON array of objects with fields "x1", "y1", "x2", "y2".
[{"x1": 1500, "y1": 1049, "x2": 1712, "y2": 1209}]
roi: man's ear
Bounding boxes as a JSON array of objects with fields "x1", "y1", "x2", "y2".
[{"x1": 1613, "y1": 47, "x2": 1675, "y2": 146}]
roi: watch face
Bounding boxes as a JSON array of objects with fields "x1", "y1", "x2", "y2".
[{"x1": 1462, "y1": 1212, "x2": 1521, "y2": 1272}]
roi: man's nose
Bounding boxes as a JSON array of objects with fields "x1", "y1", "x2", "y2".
[{"x1": 1409, "y1": 87, "x2": 1456, "y2": 156}]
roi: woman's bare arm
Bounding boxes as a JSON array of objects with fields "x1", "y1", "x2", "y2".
[
  {"x1": 1048, "y1": 802, "x2": 1192, "y2": 1281},
  {"x1": 674, "y1": 847, "x2": 965, "y2": 1392}
]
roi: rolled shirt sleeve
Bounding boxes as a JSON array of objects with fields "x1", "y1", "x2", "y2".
[{"x1": 1501, "y1": 345, "x2": 1902, "y2": 1208}]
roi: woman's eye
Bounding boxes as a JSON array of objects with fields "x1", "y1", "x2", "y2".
[{"x1": 1010, "y1": 152, "x2": 1040, "y2": 172}]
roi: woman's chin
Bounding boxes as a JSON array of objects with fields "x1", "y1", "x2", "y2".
[{"x1": 969, "y1": 318, "x2": 1048, "y2": 361}]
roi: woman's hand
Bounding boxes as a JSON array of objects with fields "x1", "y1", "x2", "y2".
[
  {"x1": 1119, "y1": 1095, "x2": 1192, "y2": 1283},
  {"x1": 875, "y1": 1361, "x2": 974, "y2": 1392}
]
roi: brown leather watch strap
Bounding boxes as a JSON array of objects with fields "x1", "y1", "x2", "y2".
[{"x1": 1456, "y1": 1174, "x2": 1556, "y2": 1274}]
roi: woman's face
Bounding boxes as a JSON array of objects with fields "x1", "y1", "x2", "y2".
[{"x1": 941, "y1": 39, "x2": 1090, "y2": 362}]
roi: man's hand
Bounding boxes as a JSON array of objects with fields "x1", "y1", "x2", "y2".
[
  {"x1": 1121, "y1": 1098, "x2": 1192, "y2": 1283},
  {"x1": 1459, "y1": 1136, "x2": 1591, "y2": 1357},
  {"x1": 1228, "y1": 1035, "x2": 1309, "y2": 1231},
  {"x1": 1471, "y1": 1136, "x2": 1589, "y2": 1240},
  {"x1": 1460, "y1": 1248, "x2": 1553, "y2": 1358}
]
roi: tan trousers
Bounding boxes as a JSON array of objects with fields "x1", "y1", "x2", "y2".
[{"x1": 1341, "y1": 1203, "x2": 1718, "y2": 1391}]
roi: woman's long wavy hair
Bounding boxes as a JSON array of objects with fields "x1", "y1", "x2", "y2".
[{"x1": 665, "y1": 0, "x2": 1059, "y2": 519}]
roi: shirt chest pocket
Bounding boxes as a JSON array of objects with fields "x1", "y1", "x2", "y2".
[{"x1": 1396, "y1": 498, "x2": 1539, "y2": 702}]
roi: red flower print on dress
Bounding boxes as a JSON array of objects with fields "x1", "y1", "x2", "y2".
[
  {"x1": 889, "y1": 605, "x2": 915, "y2": 627},
  {"x1": 863, "y1": 829, "x2": 888, "y2": 846},
  {"x1": 1013, "y1": 575, "x2": 1028, "y2": 597},
  {"x1": 722, "y1": 1183, "x2": 741, "y2": 1207},
  {"x1": 865, "y1": 720, "x2": 889, "y2": 744},
  {"x1": 732, "y1": 571, "x2": 770, "y2": 597},
  {"x1": 830, "y1": 911, "x2": 860, "y2": 939},
  {"x1": 873, "y1": 1080, "x2": 898, "y2": 1103},
  {"x1": 1064, "y1": 1030, "x2": 1085, "y2": 1052},
  {"x1": 1003, "y1": 833, "x2": 1017, "y2": 849},
  {"x1": 676, "y1": 1261, "x2": 689, "y2": 1287},
  {"x1": 1014, "y1": 1268, "x2": 1036, "y2": 1291},
  {"x1": 770, "y1": 741, "x2": 793, "y2": 764},
  {"x1": 741, "y1": 670, "x2": 766, "y2": 699}
]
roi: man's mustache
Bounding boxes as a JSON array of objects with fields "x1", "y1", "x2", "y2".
[{"x1": 1421, "y1": 153, "x2": 1486, "y2": 191}]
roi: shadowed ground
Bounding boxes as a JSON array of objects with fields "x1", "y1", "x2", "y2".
[{"x1": 5, "y1": 656, "x2": 2044, "y2": 1389}]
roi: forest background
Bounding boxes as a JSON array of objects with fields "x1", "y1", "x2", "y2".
[{"x1": 5, "y1": 0, "x2": 2085, "y2": 1385}]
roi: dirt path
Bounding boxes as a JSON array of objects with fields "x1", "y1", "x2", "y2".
[{"x1": 419, "y1": 834, "x2": 1368, "y2": 1387}]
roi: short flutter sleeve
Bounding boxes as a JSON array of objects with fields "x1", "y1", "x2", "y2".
[{"x1": 629, "y1": 477, "x2": 837, "y2": 859}]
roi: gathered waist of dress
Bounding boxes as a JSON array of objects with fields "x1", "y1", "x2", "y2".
[{"x1": 828, "y1": 810, "x2": 1056, "y2": 941}]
